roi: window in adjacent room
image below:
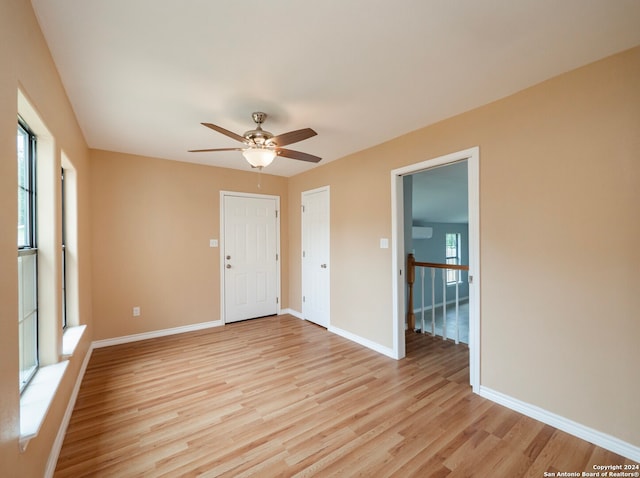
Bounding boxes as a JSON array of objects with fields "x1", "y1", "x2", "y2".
[
  {"x1": 18, "y1": 118, "x2": 38, "y2": 392},
  {"x1": 445, "y1": 232, "x2": 461, "y2": 285}
]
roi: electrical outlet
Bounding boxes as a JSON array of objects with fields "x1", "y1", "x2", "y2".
[{"x1": 133, "y1": 306, "x2": 141, "y2": 317}]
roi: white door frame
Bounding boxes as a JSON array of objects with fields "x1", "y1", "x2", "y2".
[
  {"x1": 390, "y1": 147, "x2": 480, "y2": 392},
  {"x1": 301, "y1": 185, "x2": 331, "y2": 327},
  {"x1": 220, "y1": 191, "x2": 281, "y2": 325}
]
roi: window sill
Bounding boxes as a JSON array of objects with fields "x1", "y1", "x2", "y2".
[
  {"x1": 62, "y1": 324, "x2": 86, "y2": 358},
  {"x1": 19, "y1": 361, "x2": 68, "y2": 451},
  {"x1": 20, "y1": 325, "x2": 86, "y2": 451}
]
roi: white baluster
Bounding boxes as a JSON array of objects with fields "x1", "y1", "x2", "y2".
[
  {"x1": 431, "y1": 268, "x2": 436, "y2": 336},
  {"x1": 420, "y1": 267, "x2": 425, "y2": 334},
  {"x1": 455, "y1": 269, "x2": 460, "y2": 345},
  {"x1": 442, "y1": 269, "x2": 447, "y2": 341}
]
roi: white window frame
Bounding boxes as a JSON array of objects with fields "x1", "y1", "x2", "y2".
[{"x1": 18, "y1": 118, "x2": 39, "y2": 393}]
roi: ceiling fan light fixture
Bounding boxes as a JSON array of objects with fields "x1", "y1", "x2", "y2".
[{"x1": 242, "y1": 148, "x2": 276, "y2": 168}]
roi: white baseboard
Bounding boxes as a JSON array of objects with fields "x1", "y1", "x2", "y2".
[
  {"x1": 92, "y1": 320, "x2": 224, "y2": 349},
  {"x1": 479, "y1": 386, "x2": 640, "y2": 463},
  {"x1": 280, "y1": 310, "x2": 396, "y2": 359},
  {"x1": 280, "y1": 308, "x2": 303, "y2": 320},
  {"x1": 328, "y1": 325, "x2": 397, "y2": 359},
  {"x1": 45, "y1": 344, "x2": 94, "y2": 478}
]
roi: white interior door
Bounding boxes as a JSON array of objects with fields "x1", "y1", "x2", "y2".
[
  {"x1": 302, "y1": 187, "x2": 330, "y2": 327},
  {"x1": 223, "y1": 194, "x2": 278, "y2": 323}
]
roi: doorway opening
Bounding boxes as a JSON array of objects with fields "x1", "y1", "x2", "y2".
[
  {"x1": 407, "y1": 161, "x2": 469, "y2": 343},
  {"x1": 391, "y1": 147, "x2": 480, "y2": 392}
]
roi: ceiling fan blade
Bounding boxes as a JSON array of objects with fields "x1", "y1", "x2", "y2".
[
  {"x1": 276, "y1": 148, "x2": 322, "y2": 163},
  {"x1": 188, "y1": 147, "x2": 244, "y2": 153},
  {"x1": 201, "y1": 123, "x2": 247, "y2": 143},
  {"x1": 270, "y1": 128, "x2": 317, "y2": 147}
]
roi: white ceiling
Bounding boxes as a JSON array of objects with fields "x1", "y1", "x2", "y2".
[{"x1": 31, "y1": 1, "x2": 640, "y2": 177}]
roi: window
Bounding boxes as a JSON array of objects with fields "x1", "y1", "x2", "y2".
[
  {"x1": 445, "y1": 233, "x2": 461, "y2": 285},
  {"x1": 18, "y1": 119, "x2": 38, "y2": 392},
  {"x1": 61, "y1": 168, "x2": 67, "y2": 329}
]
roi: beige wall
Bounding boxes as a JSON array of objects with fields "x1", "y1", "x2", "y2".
[
  {"x1": 288, "y1": 47, "x2": 640, "y2": 447},
  {"x1": 0, "y1": 1, "x2": 93, "y2": 476},
  {"x1": 90, "y1": 150, "x2": 289, "y2": 340},
  {"x1": 288, "y1": 149, "x2": 397, "y2": 348}
]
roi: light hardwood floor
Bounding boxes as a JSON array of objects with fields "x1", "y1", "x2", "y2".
[{"x1": 54, "y1": 315, "x2": 635, "y2": 477}]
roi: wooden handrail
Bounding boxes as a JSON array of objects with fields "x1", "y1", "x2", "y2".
[
  {"x1": 406, "y1": 253, "x2": 469, "y2": 331},
  {"x1": 413, "y1": 261, "x2": 469, "y2": 271}
]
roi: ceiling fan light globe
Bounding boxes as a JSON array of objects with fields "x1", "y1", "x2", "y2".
[{"x1": 242, "y1": 148, "x2": 276, "y2": 168}]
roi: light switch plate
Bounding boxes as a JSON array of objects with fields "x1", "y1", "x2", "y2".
[
  {"x1": 210, "y1": 239, "x2": 218, "y2": 248},
  {"x1": 380, "y1": 238, "x2": 389, "y2": 249}
]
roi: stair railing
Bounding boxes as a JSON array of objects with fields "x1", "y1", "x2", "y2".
[{"x1": 407, "y1": 253, "x2": 469, "y2": 344}]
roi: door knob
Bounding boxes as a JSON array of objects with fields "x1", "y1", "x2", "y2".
[
  {"x1": 320, "y1": 264, "x2": 327, "y2": 269},
  {"x1": 226, "y1": 264, "x2": 231, "y2": 269},
  {"x1": 226, "y1": 255, "x2": 231, "y2": 260}
]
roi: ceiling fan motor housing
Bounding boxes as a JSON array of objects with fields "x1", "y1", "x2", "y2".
[{"x1": 244, "y1": 112, "x2": 274, "y2": 146}]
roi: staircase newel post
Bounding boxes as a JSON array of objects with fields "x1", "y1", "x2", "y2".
[{"x1": 407, "y1": 253, "x2": 416, "y2": 331}]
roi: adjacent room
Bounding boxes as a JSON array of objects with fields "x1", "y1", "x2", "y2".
[
  {"x1": 1, "y1": 1, "x2": 639, "y2": 476},
  {"x1": 406, "y1": 161, "x2": 470, "y2": 344}
]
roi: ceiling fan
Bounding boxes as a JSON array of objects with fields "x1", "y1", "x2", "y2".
[{"x1": 189, "y1": 112, "x2": 321, "y2": 169}]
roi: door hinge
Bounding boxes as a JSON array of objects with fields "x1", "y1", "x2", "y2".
[
  {"x1": 275, "y1": 210, "x2": 278, "y2": 218},
  {"x1": 276, "y1": 253, "x2": 279, "y2": 261},
  {"x1": 469, "y1": 275, "x2": 474, "y2": 284},
  {"x1": 303, "y1": 296, "x2": 306, "y2": 303},
  {"x1": 276, "y1": 297, "x2": 279, "y2": 304},
  {"x1": 302, "y1": 251, "x2": 306, "y2": 258},
  {"x1": 302, "y1": 205, "x2": 305, "y2": 213}
]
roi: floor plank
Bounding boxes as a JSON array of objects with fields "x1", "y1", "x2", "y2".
[{"x1": 54, "y1": 315, "x2": 635, "y2": 477}]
